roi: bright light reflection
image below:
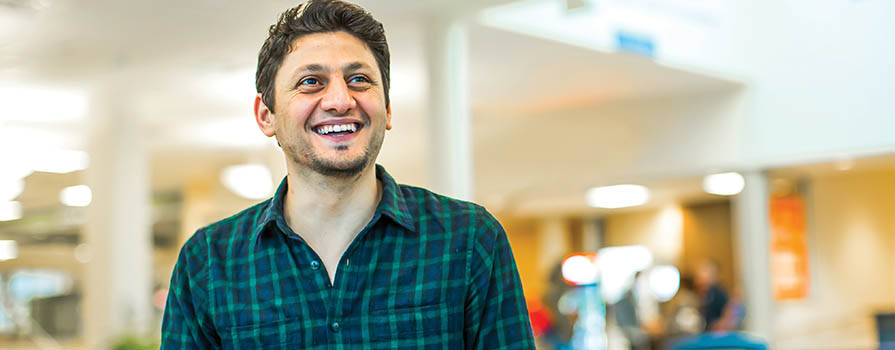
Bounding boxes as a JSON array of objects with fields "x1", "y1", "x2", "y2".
[
  {"x1": 648, "y1": 265, "x2": 681, "y2": 302},
  {"x1": 0, "y1": 86, "x2": 88, "y2": 122},
  {"x1": 29, "y1": 149, "x2": 90, "y2": 173},
  {"x1": 0, "y1": 151, "x2": 35, "y2": 181},
  {"x1": 702, "y1": 172, "x2": 745, "y2": 196},
  {"x1": 0, "y1": 178, "x2": 25, "y2": 201},
  {"x1": 0, "y1": 202, "x2": 23, "y2": 222},
  {"x1": 221, "y1": 164, "x2": 273, "y2": 200},
  {"x1": 561, "y1": 253, "x2": 599, "y2": 285},
  {"x1": 60, "y1": 185, "x2": 92, "y2": 207},
  {"x1": 586, "y1": 184, "x2": 650, "y2": 209},
  {"x1": 0, "y1": 240, "x2": 17, "y2": 261},
  {"x1": 597, "y1": 245, "x2": 653, "y2": 303}
]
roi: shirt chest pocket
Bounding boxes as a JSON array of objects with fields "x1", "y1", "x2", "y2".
[
  {"x1": 369, "y1": 303, "x2": 450, "y2": 342},
  {"x1": 223, "y1": 318, "x2": 304, "y2": 350}
]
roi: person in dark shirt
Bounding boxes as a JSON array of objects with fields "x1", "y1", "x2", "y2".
[
  {"x1": 161, "y1": 1, "x2": 534, "y2": 348},
  {"x1": 696, "y1": 259, "x2": 729, "y2": 332}
]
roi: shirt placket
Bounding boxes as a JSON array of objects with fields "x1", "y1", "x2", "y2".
[{"x1": 328, "y1": 212, "x2": 383, "y2": 349}]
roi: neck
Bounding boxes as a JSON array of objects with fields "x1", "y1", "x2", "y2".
[{"x1": 282, "y1": 162, "x2": 381, "y2": 239}]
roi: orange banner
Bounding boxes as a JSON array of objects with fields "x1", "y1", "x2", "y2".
[{"x1": 769, "y1": 195, "x2": 810, "y2": 300}]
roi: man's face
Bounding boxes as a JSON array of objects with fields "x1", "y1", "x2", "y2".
[{"x1": 258, "y1": 31, "x2": 391, "y2": 178}]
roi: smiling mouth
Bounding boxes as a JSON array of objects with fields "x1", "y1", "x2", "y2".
[{"x1": 313, "y1": 122, "x2": 362, "y2": 136}]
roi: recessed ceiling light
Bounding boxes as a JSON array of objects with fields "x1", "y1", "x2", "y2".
[
  {"x1": 586, "y1": 184, "x2": 650, "y2": 209},
  {"x1": 60, "y1": 185, "x2": 92, "y2": 207},
  {"x1": 702, "y1": 172, "x2": 745, "y2": 196}
]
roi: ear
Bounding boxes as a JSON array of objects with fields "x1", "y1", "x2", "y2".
[
  {"x1": 385, "y1": 104, "x2": 392, "y2": 130},
  {"x1": 254, "y1": 93, "x2": 276, "y2": 137}
]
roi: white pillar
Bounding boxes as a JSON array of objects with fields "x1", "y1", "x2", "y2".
[
  {"x1": 83, "y1": 85, "x2": 153, "y2": 349},
  {"x1": 425, "y1": 18, "x2": 474, "y2": 201},
  {"x1": 580, "y1": 217, "x2": 603, "y2": 252},
  {"x1": 538, "y1": 217, "x2": 570, "y2": 273},
  {"x1": 731, "y1": 171, "x2": 774, "y2": 342}
]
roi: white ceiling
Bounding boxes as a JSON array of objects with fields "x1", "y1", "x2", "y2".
[{"x1": 2, "y1": 0, "x2": 748, "y2": 218}]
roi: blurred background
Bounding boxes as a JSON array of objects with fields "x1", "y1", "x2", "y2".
[{"x1": 1, "y1": 0, "x2": 893, "y2": 349}]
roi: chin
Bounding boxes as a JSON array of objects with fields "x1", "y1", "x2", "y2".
[{"x1": 308, "y1": 155, "x2": 371, "y2": 178}]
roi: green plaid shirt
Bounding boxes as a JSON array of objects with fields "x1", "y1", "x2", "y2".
[{"x1": 162, "y1": 165, "x2": 534, "y2": 349}]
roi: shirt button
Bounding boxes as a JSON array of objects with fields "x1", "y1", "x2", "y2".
[
  {"x1": 310, "y1": 260, "x2": 320, "y2": 270},
  {"x1": 330, "y1": 321, "x2": 341, "y2": 332}
]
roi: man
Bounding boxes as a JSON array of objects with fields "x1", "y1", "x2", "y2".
[
  {"x1": 695, "y1": 259, "x2": 729, "y2": 332},
  {"x1": 161, "y1": 1, "x2": 535, "y2": 349}
]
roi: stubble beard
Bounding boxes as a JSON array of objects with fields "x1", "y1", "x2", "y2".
[{"x1": 283, "y1": 125, "x2": 385, "y2": 179}]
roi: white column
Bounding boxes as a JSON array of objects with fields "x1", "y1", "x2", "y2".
[
  {"x1": 83, "y1": 85, "x2": 153, "y2": 349},
  {"x1": 425, "y1": 18, "x2": 474, "y2": 201},
  {"x1": 731, "y1": 171, "x2": 774, "y2": 342},
  {"x1": 580, "y1": 217, "x2": 603, "y2": 252},
  {"x1": 538, "y1": 217, "x2": 570, "y2": 274}
]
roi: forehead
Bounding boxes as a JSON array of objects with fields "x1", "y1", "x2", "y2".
[{"x1": 279, "y1": 31, "x2": 379, "y2": 76}]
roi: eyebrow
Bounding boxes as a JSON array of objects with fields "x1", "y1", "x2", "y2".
[
  {"x1": 300, "y1": 64, "x2": 325, "y2": 73},
  {"x1": 296, "y1": 62, "x2": 370, "y2": 74},
  {"x1": 342, "y1": 62, "x2": 367, "y2": 73}
]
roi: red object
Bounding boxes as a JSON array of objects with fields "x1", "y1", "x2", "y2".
[{"x1": 527, "y1": 300, "x2": 552, "y2": 337}]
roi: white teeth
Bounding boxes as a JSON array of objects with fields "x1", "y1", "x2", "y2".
[{"x1": 317, "y1": 123, "x2": 357, "y2": 135}]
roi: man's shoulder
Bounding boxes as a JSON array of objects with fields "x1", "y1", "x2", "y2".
[
  {"x1": 394, "y1": 183, "x2": 501, "y2": 236},
  {"x1": 396, "y1": 183, "x2": 487, "y2": 216},
  {"x1": 181, "y1": 199, "x2": 272, "y2": 253}
]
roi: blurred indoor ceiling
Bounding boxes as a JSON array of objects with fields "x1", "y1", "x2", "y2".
[{"x1": 1, "y1": 0, "x2": 748, "y2": 219}]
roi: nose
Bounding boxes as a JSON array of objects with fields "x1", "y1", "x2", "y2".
[{"x1": 319, "y1": 78, "x2": 356, "y2": 115}]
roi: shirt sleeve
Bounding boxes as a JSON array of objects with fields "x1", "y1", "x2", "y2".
[
  {"x1": 464, "y1": 208, "x2": 535, "y2": 350},
  {"x1": 162, "y1": 232, "x2": 220, "y2": 349}
]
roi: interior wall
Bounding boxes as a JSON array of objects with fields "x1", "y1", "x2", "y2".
[
  {"x1": 712, "y1": 1, "x2": 895, "y2": 164},
  {"x1": 499, "y1": 215, "x2": 577, "y2": 308},
  {"x1": 681, "y1": 201, "x2": 736, "y2": 292},
  {"x1": 602, "y1": 205, "x2": 685, "y2": 265},
  {"x1": 498, "y1": 216, "x2": 544, "y2": 304},
  {"x1": 774, "y1": 170, "x2": 895, "y2": 348},
  {"x1": 473, "y1": 91, "x2": 746, "y2": 205},
  {"x1": 602, "y1": 202, "x2": 736, "y2": 288}
]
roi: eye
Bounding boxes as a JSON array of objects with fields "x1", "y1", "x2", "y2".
[
  {"x1": 348, "y1": 75, "x2": 371, "y2": 85},
  {"x1": 299, "y1": 77, "x2": 320, "y2": 86}
]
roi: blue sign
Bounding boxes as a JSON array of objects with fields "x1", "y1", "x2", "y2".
[{"x1": 616, "y1": 31, "x2": 656, "y2": 58}]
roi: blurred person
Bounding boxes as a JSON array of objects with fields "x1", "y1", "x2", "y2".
[
  {"x1": 613, "y1": 273, "x2": 649, "y2": 350},
  {"x1": 161, "y1": 1, "x2": 534, "y2": 349},
  {"x1": 542, "y1": 262, "x2": 575, "y2": 349},
  {"x1": 695, "y1": 259, "x2": 729, "y2": 332},
  {"x1": 664, "y1": 275, "x2": 703, "y2": 337},
  {"x1": 713, "y1": 287, "x2": 746, "y2": 332}
]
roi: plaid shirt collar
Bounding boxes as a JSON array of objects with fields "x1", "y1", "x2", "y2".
[{"x1": 251, "y1": 164, "x2": 416, "y2": 241}]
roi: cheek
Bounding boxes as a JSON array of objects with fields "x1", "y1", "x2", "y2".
[
  {"x1": 280, "y1": 98, "x2": 318, "y2": 131},
  {"x1": 356, "y1": 97, "x2": 388, "y2": 122}
]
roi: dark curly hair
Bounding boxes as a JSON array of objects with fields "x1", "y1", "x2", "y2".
[{"x1": 255, "y1": 0, "x2": 390, "y2": 113}]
